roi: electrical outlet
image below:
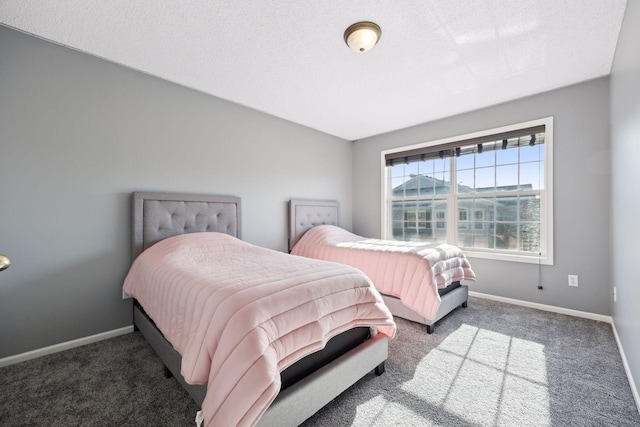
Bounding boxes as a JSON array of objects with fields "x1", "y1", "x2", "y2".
[
  {"x1": 568, "y1": 275, "x2": 579, "y2": 287},
  {"x1": 614, "y1": 286, "x2": 617, "y2": 302}
]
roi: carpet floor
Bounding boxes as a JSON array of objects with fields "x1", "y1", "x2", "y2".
[{"x1": 1, "y1": 296, "x2": 639, "y2": 426}]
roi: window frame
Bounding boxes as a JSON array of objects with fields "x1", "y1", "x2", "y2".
[{"x1": 380, "y1": 117, "x2": 554, "y2": 265}]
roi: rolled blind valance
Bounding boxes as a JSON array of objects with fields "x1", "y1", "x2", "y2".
[{"x1": 385, "y1": 124, "x2": 546, "y2": 166}]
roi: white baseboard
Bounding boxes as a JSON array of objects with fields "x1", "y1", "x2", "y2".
[
  {"x1": 0, "y1": 325, "x2": 134, "y2": 368},
  {"x1": 468, "y1": 291, "x2": 613, "y2": 323},
  {"x1": 611, "y1": 321, "x2": 640, "y2": 415}
]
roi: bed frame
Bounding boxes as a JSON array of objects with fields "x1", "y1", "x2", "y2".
[
  {"x1": 129, "y1": 191, "x2": 389, "y2": 426},
  {"x1": 288, "y1": 199, "x2": 468, "y2": 334}
]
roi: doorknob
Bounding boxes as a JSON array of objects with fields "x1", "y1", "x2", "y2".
[{"x1": 0, "y1": 255, "x2": 10, "y2": 271}]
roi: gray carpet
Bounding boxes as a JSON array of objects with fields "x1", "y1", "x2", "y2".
[{"x1": 1, "y1": 297, "x2": 639, "y2": 426}]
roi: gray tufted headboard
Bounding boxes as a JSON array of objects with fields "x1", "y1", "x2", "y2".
[
  {"x1": 288, "y1": 199, "x2": 339, "y2": 252},
  {"x1": 132, "y1": 191, "x2": 241, "y2": 261}
]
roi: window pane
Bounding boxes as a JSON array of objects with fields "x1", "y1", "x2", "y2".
[
  {"x1": 519, "y1": 195, "x2": 540, "y2": 222},
  {"x1": 434, "y1": 210, "x2": 446, "y2": 230},
  {"x1": 392, "y1": 175, "x2": 420, "y2": 197},
  {"x1": 474, "y1": 218, "x2": 485, "y2": 230},
  {"x1": 405, "y1": 211, "x2": 417, "y2": 228},
  {"x1": 496, "y1": 164, "x2": 518, "y2": 190},
  {"x1": 407, "y1": 176, "x2": 422, "y2": 197},
  {"x1": 457, "y1": 199, "x2": 472, "y2": 236},
  {"x1": 392, "y1": 203, "x2": 408, "y2": 233},
  {"x1": 391, "y1": 177, "x2": 406, "y2": 196},
  {"x1": 496, "y1": 196, "x2": 518, "y2": 221},
  {"x1": 520, "y1": 223, "x2": 540, "y2": 253},
  {"x1": 520, "y1": 161, "x2": 543, "y2": 190},
  {"x1": 458, "y1": 198, "x2": 474, "y2": 214},
  {"x1": 417, "y1": 160, "x2": 433, "y2": 176},
  {"x1": 496, "y1": 145, "x2": 518, "y2": 165},
  {"x1": 404, "y1": 201, "x2": 418, "y2": 240},
  {"x1": 434, "y1": 227, "x2": 447, "y2": 241},
  {"x1": 434, "y1": 158, "x2": 450, "y2": 174},
  {"x1": 520, "y1": 143, "x2": 543, "y2": 162},
  {"x1": 458, "y1": 229, "x2": 473, "y2": 247},
  {"x1": 418, "y1": 174, "x2": 434, "y2": 196},
  {"x1": 392, "y1": 178, "x2": 407, "y2": 197},
  {"x1": 391, "y1": 164, "x2": 405, "y2": 178},
  {"x1": 434, "y1": 200, "x2": 447, "y2": 241},
  {"x1": 405, "y1": 162, "x2": 419, "y2": 175},
  {"x1": 392, "y1": 200, "x2": 406, "y2": 218},
  {"x1": 457, "y1": 153, "x2": 474, "y2": 170},
  {"x1": 457, "y1": 169, "x2": 474, "y2": 193},
  {"x1": 475, "y1": 167, "x2": 495, "y2": 192},
  {"x1": 417, "y1": 201, "x2": 433, "y2": 240},
  {"x1": 404, "y1": 227, "x2": 418, "y2": 240},
  {"x1": 495, "y1": 223, "x2": 517, "y2": 250},
  {"x1": 473, "y1": 222, "x2": 494, "y2": 249},
  {"x1": 392, "y1": 221, "x2": 404, "y2": 239},
  {"x1": 435, "y1": 176, "x2": 451, "y2": 195},
  {"x1": 476, "y1": 150, "x2": 495, "y2": 168},
  {"x1": 474, "y1": 197, "x2": 495, "y2": 222}
]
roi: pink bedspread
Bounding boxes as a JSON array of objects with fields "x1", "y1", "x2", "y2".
[
  {"x1": 291, "y1": 225, "x2": 476, "y2": 322},
  {"x1": 123, "y1": 232, "x2": 395, "y2": 427}
]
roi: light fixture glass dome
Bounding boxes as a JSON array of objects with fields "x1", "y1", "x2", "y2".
[{"x1": 344, "y1": 22, "x2": 381, "y2": 53}]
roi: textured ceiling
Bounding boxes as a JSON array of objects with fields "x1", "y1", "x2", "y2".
[{"x1": 0, "y1": 1, "x2": 628, "y2": 140}]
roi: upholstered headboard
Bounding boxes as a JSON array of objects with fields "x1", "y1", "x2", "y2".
[
  {"x1": 132, "y1": 191, "x2": 241, "y2": 261},
  {"x1": 288, "y1": 199, "x2": 339, "y2": 252}
]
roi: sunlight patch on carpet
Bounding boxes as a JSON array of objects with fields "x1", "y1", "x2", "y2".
[
  {"x1": 354, "y1": 395, "x2": 441, "y2": 427},
  {"x1": 400, "y1": 323, "x2": 550, "y2": 426}
]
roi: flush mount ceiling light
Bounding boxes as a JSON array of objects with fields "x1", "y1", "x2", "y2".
[{"x1": 344, "y1": 21, "x2": 381, "y2": 53}]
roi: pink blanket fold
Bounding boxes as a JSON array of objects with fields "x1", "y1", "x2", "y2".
[
  {"x1": 123, "y1": 232, "x2": 396, "y2": 427},
  {"x1": 291, "y1": 225, "x2": 476, "y2": 321}
]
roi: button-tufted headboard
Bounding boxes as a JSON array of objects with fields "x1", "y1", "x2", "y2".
[
  {"x1": 132, "y1": 191, "x2": 241, "y2": 261},
  {"x1": 288, "y1": 199, "x2": 339, "y2": 252}
]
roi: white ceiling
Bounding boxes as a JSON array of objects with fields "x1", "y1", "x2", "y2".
[{"x1": 0, "y1": 1, "x2": 628, "y2": 141}]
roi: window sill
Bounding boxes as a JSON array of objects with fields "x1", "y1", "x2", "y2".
[{"x1": 462, "y1": 249, "x2": 553, "y2": 265}]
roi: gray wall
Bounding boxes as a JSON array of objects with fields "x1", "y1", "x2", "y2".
[
  {"x1": 610, "y1": 0, "x2": 640, "y2": 405},
  {"x1": 0, "y1": 26, "x2": 353, "y2": 358},
  {"x1": 353, "y1": 78, "x2": 612, "y2": 316}
]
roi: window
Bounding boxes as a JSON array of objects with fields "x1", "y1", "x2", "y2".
[{"x1": 382, "y1": 118, "x2": 553, "y2": 265}]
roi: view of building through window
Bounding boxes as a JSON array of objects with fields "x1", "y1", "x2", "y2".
[{"x1": 386, "y1": 127, "x2": 549, "y2": 261}]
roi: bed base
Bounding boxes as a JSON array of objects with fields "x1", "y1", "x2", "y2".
[
  {"x1": 258, "y1": 334, "x2": 387, "y2": 427},
  {"x1": 134, "y1": 305, "x2": 207, "y2": 404},
  {"x1": 133, "y1": 304, "x2": 388, "y2": 426},
  {"x1": 381, "y1": 284, "x2": 468, "y2": 334}
]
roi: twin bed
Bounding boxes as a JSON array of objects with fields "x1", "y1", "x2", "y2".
[
  {"x1": 288, "y1": 199, "x2": 475, "y2": 334},
  {"x1": 123, "y1": 192, "x2": 475, "y2": 427},
  {"x1": 123, "y1": 192, "x2": 396, "y2": 427}
]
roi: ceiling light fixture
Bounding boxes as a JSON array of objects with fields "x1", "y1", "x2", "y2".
[{"x1": 344, "y1": 21, "x2": 381, "y2": 53}]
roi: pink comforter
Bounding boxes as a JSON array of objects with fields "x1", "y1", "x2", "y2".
[
  {"x1": 291, "y1": 225, "x2": 475, "y2": 322},
  {"x1": 123, "y1": 232, "x2": 395, "y2": 427}
]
